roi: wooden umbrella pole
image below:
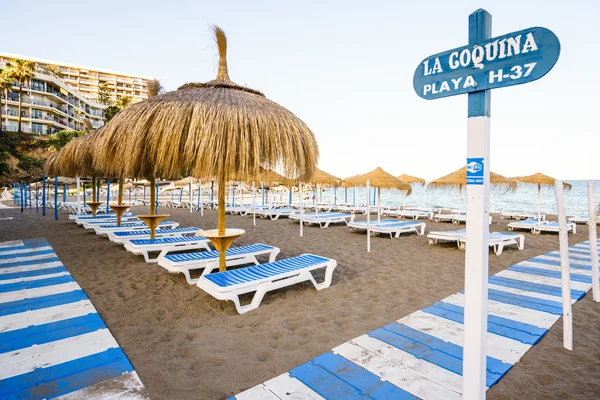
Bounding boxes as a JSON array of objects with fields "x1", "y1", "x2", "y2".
[
  {"x1": 150, "y1": 177, "x2": 156, "y2": 216},
  {"x1": 218, "y1": 176, "x2": 226, "y2": 271}
]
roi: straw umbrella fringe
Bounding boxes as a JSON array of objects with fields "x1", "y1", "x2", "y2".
[
  {"x1": 91, "y1": 26, "x2": 318, "y2": 271},
  {"x1": 512, "y1": 172, "x2": 572, "y2": 221},
  {"x1": 397, "y1": 174, "x2": 426, "y2": 186}
]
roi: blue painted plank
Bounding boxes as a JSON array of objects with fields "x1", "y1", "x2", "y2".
[
  {"x1": 368, "y1": 327, "x2": 478, "y2": 382},
  {"x1": 313, "y1": 352, "x2": 418, "y2": 399},
  {"x1": 22, "y1": 238, "x2": 49, "y2": 246},
  {"x1": 529, "y1": 257, "x2": 590, "y2": 271},
  {"x1": 508, "y1": 265, "x2": 592, "y2": 284},
  {"x1": 290, "y1": 360, "x2": 369, "y2": 400},
  {"x1": 0, "y1": 348, "x2": 133, "y2": 398},
  {"x1": 487, "y1": 289, "x2": 563, "y2": 315},
  {"x1": 0, "y1": 275, "x2": 75, "y2": 293},
  {"x1": 0, "y1": 290, "x2": 87, "y2": 317},
  {"x1": 0, "y1": 266, "x2": 68, "y2": 282},
  {"x1": 0, "y1": 249, "x2": 55, "y2": 261},
  {"x1": 542, "y1": 253, "x2": 592, "y2": 263},
  {"x1": 0, "y1": 313, "x2": 105, "y2": 354},
  {"x1": 383, "y1": 323, "x2": 511, "y2": 376},
  {"x1": 423, "y1": 302, "x2": 545, "y2": 345},
  {"x1": 489, "y1": 276, "x2": 585, "y2": 300},
  {"x1": 0, "y1": 257, "x2": 61, "y2": 269}
]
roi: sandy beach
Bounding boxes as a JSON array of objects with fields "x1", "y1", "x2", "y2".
[{"x1": 1, "y1": 205, "x2": 599, "y2": 399}]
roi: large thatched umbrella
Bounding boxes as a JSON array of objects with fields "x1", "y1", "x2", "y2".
[
  {"x1": 45, "y1": 131, "x2": 106, "y2": 216},
  {"x1": 428, "y1": 166, "x2": 517, "y2": 210},
  {"x1": 345, "y1": 167, "x2": 412, "y2": 222},
  {"x1": 511, "y1": 172, "x2": 572, "y2": 221},
  {"x1": 301, "y1": 167, "x2": 341, "y2": 206},
  {"x1": 92, "y1": 26, "x2": 318, "y2": 271}
]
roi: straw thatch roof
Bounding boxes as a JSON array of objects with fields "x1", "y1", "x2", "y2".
[
  {"x1": 397, "y1": 174, "x2": 425, "y2": 186},
  {"x1": 92, "y1": 26, "x2": 318, "y2": 182},
  {"x1": 427, "y1": 167, "x2": 517, "y2": 191},
  {"x1": 511, "y1": 173, "x2": 572, "y2": 190},
  {"x1": 302, "y1": 168, "x2": 341, "y2": 186},
  {"x1": 341, "y1": 175, "x2": 360, "y2": 188},
  {"x1": 45, "y1": 131, "x2": 102, "y2": 178},
  {"x1": 244, "y1": 167, "x2": 289, "y2": 184},
  {"x1": 342, "y1": 167, "x2": 412, "y2": 194}
]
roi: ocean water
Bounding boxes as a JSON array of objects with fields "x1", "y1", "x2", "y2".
[{"x1": 314, "y1": 180, "x2": 600, "y2": 217}]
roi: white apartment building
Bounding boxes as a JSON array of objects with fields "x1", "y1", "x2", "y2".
[
  {"x1": 0, "y1": 52, "x2": 153, "y2": 104},
  {"x1": 0, "y1": 62, "x2": 106, "y2": 134}
]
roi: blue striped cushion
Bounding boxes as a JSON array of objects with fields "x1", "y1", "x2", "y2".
[
  {"x1": 204, "y1": 254, "x2": 330, "y2": 287},
  {"x1": 113, "y1": 227, "x2": 199, "y2": 237},
  {"x1": 130, "y1": 236, "x2": 207, "y2": 245},
  {"x1": 98, "y1": 221, "x2": 174, "y2": 228},
  {"x1": 165, "y1": 244, "x2": 274, "y2": 263}
]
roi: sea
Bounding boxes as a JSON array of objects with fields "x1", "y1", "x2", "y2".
[{"x1": 309, "y1": 180, "x2": 600, "y2": 217}]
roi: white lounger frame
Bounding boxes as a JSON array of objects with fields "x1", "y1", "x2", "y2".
[
  {"x1": 532, "y1": 222, "x2": 576, "y2": 235},
  {"x1": 108, "y1": 228, "x2": 202, "y2": 244},
  {"x1": 196, "y1": 254, "x2": 336, "y2": 314},
  {"x1": 459, "y1": 233, "x2": 525, "y2": 256}
]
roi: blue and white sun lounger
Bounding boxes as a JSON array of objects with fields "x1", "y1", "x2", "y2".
[
  {"x1": 507, "y1": 218, "x2": 549, "y2": 232},
  {"x1": 92, "y1": 221, "x2": 179, "y2": 236},
  {"x1": 79, "y1": 216, "x2": 140, "y2": 228},
  {"x1": 348, "y1": 219, "x2": 426, "y2": 238},
  {"x1": 158, "y1": 243, "x2": 280, "y2": 284},
  {"x1": 73, "y1": 212, "x2": 135, "y2": 223},
  {"x1": 123, "y1": 236, "x2": 211, "y2": 263},
  {"x1": 196, "y1": 253, "x2": 337, "y2": 314},
  {"x1": 299, "y1": 212, "x2": 355, "y2": 228},
  {"x1": 108, "y1": 227, "x2": 203, "y2": 243},
  {"x1": 459, "y1": 232, "x2": 525, "y2": 256},
  {"x1": 255, "y1": 208, "x2": 296, "y2": 220},
  {"x1": 532, "y1": 221, "x2": 576, "y2": 235},
  {"x1": 568, "y1": 215, "x2": 600, "y2": 224},
  {"x1": 501, "y1": 211, "x2": 543, "y2": 220},
  {"x1": 427, "y1": 229, "x2": 466, "y2": 247}
]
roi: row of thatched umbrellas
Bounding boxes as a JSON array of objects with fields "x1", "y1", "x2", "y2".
[{"x1": 44, "y1": 25, "x2": 569, "y2": 272}]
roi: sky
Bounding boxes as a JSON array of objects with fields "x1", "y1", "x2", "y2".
[{"x1": 4, "y1": 0, "x2": 599, "y2": 180}]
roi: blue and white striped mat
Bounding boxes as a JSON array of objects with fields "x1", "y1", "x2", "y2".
[
  {"x1": 0, "y1": 238, "x2": 149, "y2": 399},
  {"x1": 232, "y1": 240, "x2": 599, "y2": 400}
]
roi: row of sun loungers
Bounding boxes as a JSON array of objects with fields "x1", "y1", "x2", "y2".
[
  {"x1": 347, "y1": 219, "x2": 426, "y2": 238},
  {"x1": 427, "y1": 229, "x2": 525, "y2": 255},
  {"x1": 69, "y1": 210, "x2": 337, "y2": 314}
]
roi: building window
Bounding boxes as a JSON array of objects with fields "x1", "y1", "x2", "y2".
[
  {"x1": 31, "y1": 80, "x2": 44, "y2": 91},
  {"x1": 31, "y1": 123, "x2": 44, "y2": 134},
  {"x1": 31, "y1": 110, "x2": 43, "y2": 119}
]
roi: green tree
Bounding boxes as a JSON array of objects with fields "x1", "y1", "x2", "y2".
[
  {"x1": 43, "y1": 65, "x2": 61, "y2": 78},
  {"x1": 47, "y1": 129, "x2": 85, "y2": 151},
  {"x1": 97, "y1": 82, "x2": 112, "y2": 105},
  {"x1": 4, "y1": 59, "x2": 35, "y2": 135},
  {"x1": 146, "y1": 79, "x2": 164, "y2": 97},
  {"x1": 104, "y1": 105, "x2": 121, "y2": 123},
  {"x1": 0, "y1": 70, "x2": 13, "y2": 138},
  {"x1": 116, "y1": 95, "x2": 132, "y2": 108}
]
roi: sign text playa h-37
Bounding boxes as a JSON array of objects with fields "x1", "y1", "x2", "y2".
[{"x1": 413, "y1": 27, "x2": 560, "y2": 99}]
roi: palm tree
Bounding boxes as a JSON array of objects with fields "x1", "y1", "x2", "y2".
[
  {"x1": 0, "y1": 70, "x2": 13, "y2": 137},
  {"x1": 5, "y1": 59, "x2": 35, "y2": 135},
  {"x1": 43, "y1": 65, "x2": 61, "y2": 78},
  {"x1": 146, "y1": 79, "x2": 164, "y2": 97},
  {"x1": 115, "y1": 95, "x2": 132, "y2": 108}
]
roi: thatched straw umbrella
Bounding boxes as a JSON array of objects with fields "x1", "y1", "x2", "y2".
[
  {"x1": 428, "y1": 166, "x2": 517, "y2": 210},
  {"x1": 92, "y1": 26, "x2": 318, "y2": 270},
  {"x1": 302, "y1": 167, "x2": 341, "y2": 205},
  {"x1": 511, "y1": 172, "x2": 572, "y2": 221},
  {"x1": 345, "y1": 167, "x2": 412, "y2": 222},
  {"x1": 397, "y1": 174, "x2": 426, "y2": 186},
  {"x1": 397, "y1": 173, "x2": 425, "y2": 209},
  {"x1": 45, "y1": 131, "x2": 106, "y2": 216}
]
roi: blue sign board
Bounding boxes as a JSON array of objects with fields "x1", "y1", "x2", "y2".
[
  {"x1": 413, "y1": 27, "x2": 560, "y2": 100},
  {"x1": 466, "y1": 158, "x2": 484, "y2": 185}
]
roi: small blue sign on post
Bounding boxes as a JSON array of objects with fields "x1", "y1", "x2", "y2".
[
  {"x1": 414, "y1": 27, "x2": 560, "y2": 100},
  {"x1": 466, "y1": 158, "x2": 484, "y2": 185}
]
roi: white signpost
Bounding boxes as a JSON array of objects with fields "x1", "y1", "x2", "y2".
[{"x1": 413, "y1": 9, "x2": 560, "y2": 399}]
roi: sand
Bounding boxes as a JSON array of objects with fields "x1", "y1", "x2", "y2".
[{"x1": 1, "y1": 204, "x2": 599, "y2": 400}]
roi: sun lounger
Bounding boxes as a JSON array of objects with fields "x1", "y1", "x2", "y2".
[
  {"x1": 567, "y1": 215, "x2": 600, "y2": 224},
  {"x1": 108, "y1": 227, "x2": 203, "y2": 243},
  {"x1": 92, "y1": 221, "x2": 179, "y2": 236},
  {"x1": 255, "y1": 208, "x2": 296, "y2": 220},
  {"x1": 433, "y1": 213, "x2": 492, "y2": 224},
  {"x1": 123, "y1": 236, "x2": 211, "y2": 263},
  {"x1": 507, "y1": 218, "x2": 550, "y2": 232},
  {"x1": 79, "y1": 216, "x2": 139, "y2": 227},
  {"x1": 397, "y1": 209, "x2": 433, "y2": 220},
  {"x1": 158, "y1": 243, "x2": 280, "y2": 284},
  {"x1": 427, "y1": 229, "x2": 466, "y2": 246},
  {"x1": 532, "y1": 221, "x2": 576, "y2": 234},
  {"x1": 300, "y1": 212, "x2": 355, "y2": 228},
  {"x1": 196, "y1": 253, "x2": 337, "y2": 313},
  {"x1": 348, "y1": 219, "x2": 426, "y2": 238},
  {"x1": 500, "y1": 212, "x2": 544, "y2": 220},
  {"x1": 72, "y1": 212, "x2": 134, "y2": 221},
  {"x1": 225, "y1": 205, "x2": 250, "y2": 215},
  {"x1": 459, "y1": 232, "x2": 525, "y2": 255}
]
